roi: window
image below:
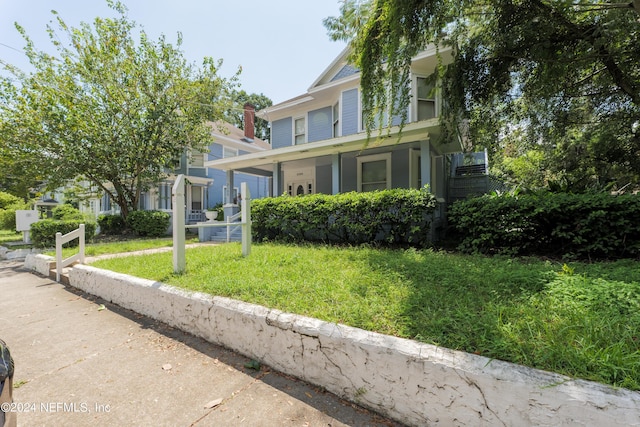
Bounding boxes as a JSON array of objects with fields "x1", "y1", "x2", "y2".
[
  {"x1": 223, "y1": 146, "x2": 238, "y2": 158},
  {"x1": 357, "y1": 153, "x2": 391, "y2": 192},
  {"x1": 416, "y1": 77, "x2": 436, "y2": 120},
  {"x1": 294, "y1": 117, "x2": 306, "y2": 144},
  {"x1": 191, "y1": 186, "x2": 202, "y2": 211},
  {"x1": 190, "y1": 150, "x2": 204, "y2": 167},
  {"x1": 333, "y1": 102, "x2": 340, "y2": 137}
]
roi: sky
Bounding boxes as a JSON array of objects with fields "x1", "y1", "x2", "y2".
[{"x1": 0, "y1": 0, "x2": 348, "y2": 104}]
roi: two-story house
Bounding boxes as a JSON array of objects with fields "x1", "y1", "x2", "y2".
[
  {"x1": 95, "y1": 104, "x2": 271, "y2": 224},
  {"x1": 205, "y1": 45, "x2": 464, "y2": 233}
]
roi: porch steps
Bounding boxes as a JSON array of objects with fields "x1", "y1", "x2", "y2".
[
  {"x1": 49, "y1": 265, "x2": 74, "y2": 285},
  {"x1": 209, "y1": 227, "x2": 242, "y2": 243}
]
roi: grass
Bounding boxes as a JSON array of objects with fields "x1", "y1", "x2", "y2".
[
  {"x1": 0, "y1": 229, "x2": 23, "y2": 244},
  {"x1": 43, "y1": 235, "x2": 199, "y2": 258},
  {"x1": 89, "y1": 242, "x2": 640, "y2": 391}
]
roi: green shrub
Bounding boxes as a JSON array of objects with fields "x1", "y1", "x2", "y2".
[
  {"x1": 0, "y1": 192, "x2": 22, "y2": 209},
  {"x1": 448, "y1": 192, "x2": 640, "y2": 259},
  {"x1": 97, "y1": 214, "x2": 126, "y2": 235},
  {"x1": 127, "y1": 210, "x2": 170, "y2": 237},
  {"x1": 30, "y1": 220, "x2": 97, "y2": 248},
  {"x1": 52, "y1": 204, "x2": 84, "y2": 221},
  {"x1": 0, "y1": 191, "x2": 30, "y2": 230},
  {"x1": 251, "y1": 187, "x2": 437, "y2": 247}
]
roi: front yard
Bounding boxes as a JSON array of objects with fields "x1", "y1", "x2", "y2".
[{"x1": 88, "y1": 242, "x2": 640, "y2": 391}]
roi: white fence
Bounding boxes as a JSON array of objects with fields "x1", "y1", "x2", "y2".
[
  {"x1": 172, "y1": 175, "x2": 251, "y2": 273},
  {"x1": 55, "y1": 224, "x2": 85, "y2": 282}
]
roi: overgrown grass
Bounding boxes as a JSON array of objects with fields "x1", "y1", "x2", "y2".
[
  {"x1": 0, "y1": 229, "x2": 22, "y2": 244},
  {"x1": 90, "y1": 242, "x2": 640, "y2": 390},
  {"x1": 44, "y1": 235, "x2": 199, "y2": 258}
]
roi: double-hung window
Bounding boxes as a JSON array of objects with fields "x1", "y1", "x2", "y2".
[
  {"x1": 294, "y1": 117, "x2": 306, "y2": 144},
  {"x1": 416, "y1": 76, "x2": 436, "y2": 120}
]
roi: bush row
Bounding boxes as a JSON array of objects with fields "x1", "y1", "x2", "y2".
[
  {"x1": 126, "y1": 210, "x2": 170, "y2": 237},
  {"x1": 30, "y1": 220, "x2": 97, "y2": 248},
  {"x1": 448, "y1": 192, "x2": 640, "y2": 259},
  {"x1": 251, "y1": 188, "x2": 437, "y2": 247}
]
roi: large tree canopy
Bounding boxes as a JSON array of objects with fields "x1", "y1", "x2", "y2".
[
  {"x1": 0, "y1": 1, "x2": 238, "y2": 218},
  {"x1": 325, "y1": 0, "x2": 640, "y2": 190}
]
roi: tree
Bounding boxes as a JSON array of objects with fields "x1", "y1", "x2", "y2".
[
  {"x1": 325, "y1": 0, "x2": 640, "y2": 191},
  {"x1": 0, "y1": 1, "x2": 238, "y2": 219},
  {"x1": 225, "y1": 90, "x2": 273, "y2": 141}
]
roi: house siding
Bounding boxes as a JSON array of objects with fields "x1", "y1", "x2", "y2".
[
  {"x1": 341, "y1": 154, "x2": 358, "y2": 192},
  {"x1": 342, "y1": 88, "x2": 359, "y2": 136},
  {"x1": 272, "y1": 117, "x2": 293, "y2": 149},
  {"x1": 316, "y1": 164, "x2": 332, "y2": 194},
  {"x1": 209, "y1": 143, "x2": 223, "y2": 162},
  {"x1": 308, "y1": 107, "x2": 333, "y2": 143}
]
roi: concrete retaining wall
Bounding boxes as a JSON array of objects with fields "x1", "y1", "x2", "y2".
[
  {"x1": 23, "y1": 255, "x2": 640, "y2": 426},
  {"x1": 24, "y1": 253, "x2": 54, "y2": 276}
]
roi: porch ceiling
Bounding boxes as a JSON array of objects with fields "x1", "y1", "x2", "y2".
[{"x1": 204, "y1": 119, "x2": 460, "y2": 174}]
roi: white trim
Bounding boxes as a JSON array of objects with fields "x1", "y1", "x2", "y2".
[
  {"x1": 293, "y1": 115, "x2": 306, "y2": 145},
  {"x1": 357, "y1": 152, "x2": 392, "y2": 192}
]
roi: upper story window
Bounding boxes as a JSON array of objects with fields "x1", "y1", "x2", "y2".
[
  {"x1": 294, "y1": 117, "x2": 306, "y2": 145},
  {"x1": 416, "y1": 76, "x2": 436, "y2": 120},
  {"x1": 223, "y1": 146, "x2": 238, "y2": 158},
  {"x1": 333, "y1": 102, "x2": 340, "y2": 137},
  {"x1": 189, "y1": 150, "x2": 204, "y2": 168}
]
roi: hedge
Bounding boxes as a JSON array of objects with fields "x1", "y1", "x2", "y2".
[
  {"x1": 97, "y1": 214, "x2": 126, "y2": 235},
  {"x1": 30, "y1": 220, "x2": 97, "y2": 248},
  {"x1": 126, "y1": 210, "x2": 170, "y2": 237},
  {"x1": 251, "y1": 188, "x2": 437, "y2": 247},
  {"x1": 448, "y1": 192, "x2": 640, "y2": 259}
]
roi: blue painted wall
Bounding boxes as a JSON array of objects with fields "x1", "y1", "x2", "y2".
[
  {"x1": 272, "y1": 117, "x2": 293, "y2": 149},
  {"x1": 342, "y1": 89, "x2": 359, "y2": 136},
  {"x1": 308, "y1": 107, "x2": 333, "y2": 143}
]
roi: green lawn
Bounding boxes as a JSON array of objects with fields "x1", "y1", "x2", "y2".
[
  {"x1": 0, "y1": 229, "x2": 23, "y2": 244},
  {"x1": 90, "y1": 242, "x2": 640, "y2": 391},
  {"x1": 44, "y1": 235, "x2": 199, "y2": 258}
]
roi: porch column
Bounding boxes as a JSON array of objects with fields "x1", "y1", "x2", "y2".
[
  {"x1": 272, "y1": 162, "x2": 283, "y2": 196},
  {"x1": 420, "y1": 140, "x2": 432, "y2": 190},
  {"x1": 331, "y1": 153, "x2": 341, "y2": 194},
  {"x1": 224, "y1": 169, "x2": 239, "y2": 219}
]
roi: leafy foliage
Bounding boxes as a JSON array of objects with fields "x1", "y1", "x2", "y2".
[
  {"x1": 325, "y1": 1, "x2": 640, "y2": 190},
  {"x1": 51, "y1": 204, "x2": 84, "y2": 221},
  {"x1": 126, "y1": 210, "x2": 170, "y2": 237},
  {"x1": 97, "y1": 214, "x2": 126, "y2": 235},
  {"x1": 0, "y1": 191, "x2": 30, "y2": 230},
  {"x1": 30, "y1": 220, "x2": 96, "y2": 248},
  {"x1": 252, "y1": 187, "x2": 437, "y2": 246},
  {"x1": 448, "y1": 192, "x2": 640, "y2": 259},
  {"x1": 0, "y1": 1, "x2": 238, "y2": 220}
]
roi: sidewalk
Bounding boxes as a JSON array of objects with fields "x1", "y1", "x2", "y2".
[{"x1": 0, "y1": 259, "x2": 402, "y2": 426}]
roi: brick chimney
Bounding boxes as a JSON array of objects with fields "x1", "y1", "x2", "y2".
[{"x1": 243, "y1": 103, "x2": 255, "y2": 141}]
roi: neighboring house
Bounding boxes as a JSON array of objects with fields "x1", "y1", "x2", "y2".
[
  {"x1": 205, "y1": 45, "x2": 475, "y2": 237},
  {"x1": 75, "y1": 105, "x2": 271, "y2": 224}
]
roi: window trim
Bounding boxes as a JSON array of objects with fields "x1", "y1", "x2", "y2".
[
  {"x1": 413, "y1": 75, "x2": 438, "y2": 121},
  {"x1": 293, "y1": 116, "x2": 306, "y2": 145},
  {"x1": 357, "y1": 153, "x2": 392, "y2": 192},
  {"x1": 332, "y1": 101, "x2": 340, "y2": 137}
]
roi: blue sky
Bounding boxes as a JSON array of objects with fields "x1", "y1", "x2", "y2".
[{"x1": 0, "y1": 0, "x2": 347, "y2": 104}]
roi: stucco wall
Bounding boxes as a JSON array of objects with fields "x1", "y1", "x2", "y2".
[{"x1": 54, "y1": 262, "x2": 640, "y2": 427}]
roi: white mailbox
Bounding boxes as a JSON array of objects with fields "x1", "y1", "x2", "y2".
[{"x1": 15, "y1": 210, "x2": 40, "y2": 243}]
